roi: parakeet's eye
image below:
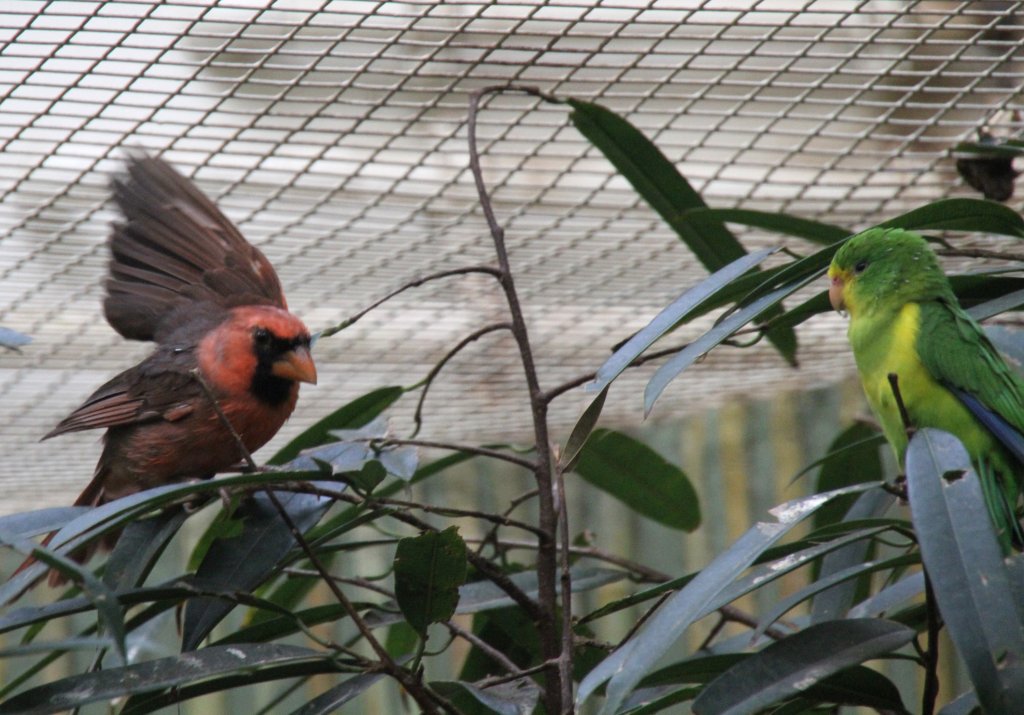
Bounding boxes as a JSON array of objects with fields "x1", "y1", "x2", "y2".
[
  {"x1": 854, "y1": 260, "x2": 868, "y2": 274},
  {"x1": 253, "y1": 327, "x2": 271, "y2": 345}
]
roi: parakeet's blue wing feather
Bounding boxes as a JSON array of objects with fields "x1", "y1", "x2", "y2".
[{"x1": 948, "y1": 385, "x2": 1024, "y2": 465}]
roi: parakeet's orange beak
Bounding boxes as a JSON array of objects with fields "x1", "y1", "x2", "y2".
[
  {"x1": 828, "y1": 271, "x2": 846, "y2": 312},
  {"x1": 272, "y1": 345, "x2": 318, "y2": 384}
]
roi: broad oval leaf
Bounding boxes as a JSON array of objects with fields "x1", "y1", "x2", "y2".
[
  {"x1": 906, "y1": 428, "x2": 1024, "y2": 713},
  {"x1": 691, "y1": 619, "x2": 914, "y2": 715},
  {"x1": 394, "y1": 526, "x2": 468, "y2": 637},
  {"x1": 572, "y1": 429, "x2": 699, "y2": 531}
]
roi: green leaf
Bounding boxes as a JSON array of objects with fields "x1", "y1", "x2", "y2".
[
  {"x1": 691, "y1": 619, "x2": 915, "y2": 715},
  {"x1": 269, "y1": 386, "x2": 404, "y2": 465},
  {"x1": 182, "y1": 488, "x2": 334, "y2": 651},
  {"x1": 645, "y1": 274, "x2": 817, "y2": 415},
  {"x1": 591, "y1": 247, "x2": 778, "y2": 393},
  {"x1": 0, "y1": 507, "x2": 88, "y2": 539},
  {"x1": 431, "y1": 679, "x2": 541, "y2": 715},
  {"x1": 287, "y1": 672, "x2": 387, "y2": 715},
  {"x1": 561, "y1": 385, "x2": 609, "y2": 473},
  {"x1": 905, "y1": 429, "x2": 1024, "y2": 712},
  {"x1": 394, "y1": 526, "x2": 468, "y2": 637},
  {"x1": 0, "y1": 644, "x2": 328, "y2": 714},
  {"x1": 568, "y1": 99, "x2": 744, "y2": 266},
  {"x1": 568, "y1": 98, "x2": 796, "y2": 364},
  {"x1": 573, "y1": 429, "x2": 699, "y2": 531},
  {"x1": 880, "y1": 198, "x2": 1024, "y2": 238},
  {"x1": 681, "y1": 208, "x2": 848, "y2": 246},
  {"x1": 103, "y1": 508, "x2": 189, "y2": 591},
  {"x1": 812, "y1": 423, "x2": 886, "y2": 531},
  {"x1": 578, "y1": 483, "x2": 880, "y2": 712}
]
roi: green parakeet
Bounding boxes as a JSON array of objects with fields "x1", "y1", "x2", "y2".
[{"x1": 829, "y1": 227, "x2": 1024, "y2": 549}]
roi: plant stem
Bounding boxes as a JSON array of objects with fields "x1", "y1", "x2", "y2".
[{"x1": 468, "y1": 83, "x2": 567, "y2": 714}]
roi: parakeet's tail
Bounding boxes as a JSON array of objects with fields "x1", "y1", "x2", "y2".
[
  {"x1": 977, "y1": 459, "x2": 1024, "y2": 553},
  {"x1": 947, "y1": 386, "x2": 1024, "y2": 551}
]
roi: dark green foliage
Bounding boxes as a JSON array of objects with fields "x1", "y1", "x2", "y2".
[{"x1": 5, "y1": 92, "x2": 1024, "y2": 715}]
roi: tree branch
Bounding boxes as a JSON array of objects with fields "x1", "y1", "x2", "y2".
[
  {"x1": 318, "y1": 266, "x2": 503, "y2": 341},
  {"x1": 468, "y1": 83, "x2": 567, "y2": 713},
  {"x1": 410, "y1": 322, "x2": 513, "y2": 438}
]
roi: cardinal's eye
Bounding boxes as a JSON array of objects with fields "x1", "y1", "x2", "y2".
[
  {"x1": 854, "y1": 260, "x2": 868, "y2": 274},
  {"x1": 254, "y1": 327, "x2": 271, "y2": 345}
]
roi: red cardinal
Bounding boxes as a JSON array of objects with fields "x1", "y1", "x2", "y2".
[{"x1": 33, "y1": 156, "x2": 317, "y2": 576}]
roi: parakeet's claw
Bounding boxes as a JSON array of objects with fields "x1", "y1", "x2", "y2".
[{"x1": 882, "y1": 476, "x2": 908, "y2": 503}]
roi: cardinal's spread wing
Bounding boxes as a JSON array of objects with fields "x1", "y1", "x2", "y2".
[{"x1": 104, "y1": 155, "x2": 286, "y2": 343}]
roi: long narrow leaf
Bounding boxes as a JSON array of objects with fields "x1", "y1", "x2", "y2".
[
  {"x1": 644, "y1": 275, "x2": 815, "y2": 415},
  {"x1": 691, "y1": 619, "x2": 915, "y2": 715},
  {"x1": 879, "y1": 198, "x2": 1024, "y2": 237},
  {"x1": 577, "y1": 482, "x2": 879, "y2": 712},
  {"x1": 590, "y1": 247, "x2": 777, "y2": 393},
  {"x1": 681, "y1": 208, "x2": 848, "y2": 246},
  {"x1": 905, "y1": 428, "x2": 1024, "y2": 712},
  {"x1": 569, "y1": 98, "x2": 796, "y2": 363}
]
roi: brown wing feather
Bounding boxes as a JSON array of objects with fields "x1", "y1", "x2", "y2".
[
  {"x1": 44, "y1": 348, "x2": 202, "y2": 439},
  {"x1": 104, "y1": 155, "x2": 286, "y2": 343}
]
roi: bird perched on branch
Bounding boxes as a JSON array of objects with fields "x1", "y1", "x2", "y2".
[
  {"x1": 32, "y1": 155, "x2": 317, "y2": 577},
  {"x1": 829, "y1": 227, "x2": 1024, "y2": 549}
]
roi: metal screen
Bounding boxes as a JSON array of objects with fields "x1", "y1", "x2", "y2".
[{"x1": 0, "y1": 1, "x2": 1021, "y2": 512}]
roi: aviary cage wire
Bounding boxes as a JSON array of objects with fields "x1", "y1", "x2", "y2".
[{"x1": 0, "y1": 0, "x2": 1021, "y2": 512}]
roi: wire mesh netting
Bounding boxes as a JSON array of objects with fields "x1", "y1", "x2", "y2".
[{"x1": 0, "y1": 1, "x2": 1022, "y2": 512}]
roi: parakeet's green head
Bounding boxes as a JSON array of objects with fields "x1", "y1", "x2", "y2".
[{"x1": 828, "y1": 228, "x2": 952, "y2": 318}]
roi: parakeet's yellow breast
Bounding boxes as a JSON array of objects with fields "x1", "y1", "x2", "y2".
[{"x1": 850, "y1": 302, "x2": 999, "y2": 463}]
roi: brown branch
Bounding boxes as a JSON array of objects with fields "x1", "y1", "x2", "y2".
[
  {"x1": 370, "y1": 437, "x2": 537, "y2": 472},
  {"x1": 922, "y1": 574, "x2": 941, "y2": 715},
  {"x1": 410, "y1": 322, "x2": 513, "y2": 438},
  {"x1": 468, "y1": 83, "x2": 567, "y2": 713},
  {"x1": 887, "y1": 373, "x2": 914, "y2": 434},
  {"x1": 318, "y1": 266, "x2": 503, "y2": 340},
  {"x1": 193, "y1": 374, "x2": 455, "y2": 714},
  {"x1": 555, "y1": 465, "x2": 574, "y2": 709},
  {"x1": 444, "y1": 619, "x2": 522, "y2": 676}
]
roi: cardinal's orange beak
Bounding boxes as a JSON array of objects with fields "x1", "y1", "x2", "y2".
[
  {"x1": 828, "y1": 271, "x2": 846, "y2": 312},
  {"x1": 272, "y1": 345, "x2": 318, "y2": 384}
]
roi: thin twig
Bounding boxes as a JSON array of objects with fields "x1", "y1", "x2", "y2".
[
  {"x1": 262, "y1": 489, "x2": 454, "y2": 714},
  {"x1": 370, "y1": 437, "x2": 537, "y2": 471},
  {"x1": 922, "y1": 574, "x2": 941, "y2": 715},
  {"x1": 318, "y1": 266, "x2": 503, "y2": 340},
  {"x1": 887, "y1": 373, "x2": 914, "y2": 434},
  {"x1": 555, "y1": 464, "x2": 574, "y2": 710},
  {"x1": 191, "y1": 369, "x2": 257, "y2": 470},
  {"x1": 410, "y1": 322, "x2": 513, "y2": 438},
  {"x1": 444, "y1": 619, "x2": 522, "y2": 676},
  {"x1": 468, "y1": 83, "x2": 567, "y2": 713},
  {"x1": 476, "y1": 488, "x2": 540, "y2": 558},
  {"x1": 543, "y1": 340, "x2": 693, "y2": 403}
]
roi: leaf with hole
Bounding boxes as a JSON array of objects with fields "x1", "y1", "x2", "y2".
[{"x1": 394, "y1": 526, "x2": 468, "y2": 637}]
